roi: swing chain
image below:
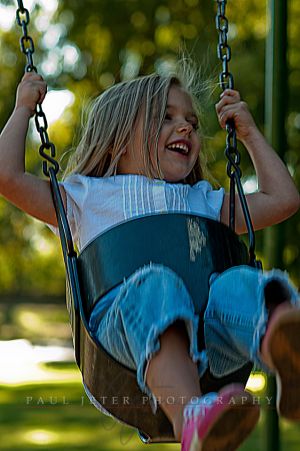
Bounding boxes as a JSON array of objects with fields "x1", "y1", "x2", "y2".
[
  {"x1": 216, "y1": 0, "x2": 242, "y2": 227},
  {"x1": 16, "y1": 1, "x2": 36, "y2": 73},
  {"x1": 16, "y1": 0, "x2": 59, "y2": 177},
  {"x1": 215, "y1": 0, "x2": 261, "y2": 269}
]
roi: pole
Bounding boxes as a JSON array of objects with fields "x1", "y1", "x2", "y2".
[{"x1": 264, "y1": 0, "x2": 288, "y2": 450}]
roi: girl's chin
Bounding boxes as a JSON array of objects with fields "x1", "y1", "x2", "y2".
[
  {"x1": 166, "y1": 179, "x2": 186, "y2": 184},
  {"x1": 161, "y1": 172, "x2": 189, "y2": 183}
]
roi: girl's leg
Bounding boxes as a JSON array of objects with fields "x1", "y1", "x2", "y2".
[
  {"x1": 204, "y1": 265, "x2": 299, "y2": 377},
  {"x1": 90, "y1": 264, "x2": 203, "y2": 437},
  {"x1": 260, "y1": 300, "x2": 294, "y2": 369},
  {"x1": 146, "y1": 320, "x2": 201, "y2": 441},
  {"x1": 145, "y1": 320, "x2": 260, "y2": 449},
  {"x1": 204, "y1": 265, "x2": 300, "y2": 417},
  {"x1": 91, "y1": 263, "x2": 259, "y2": 449},
  {"x1": 260, "y1": 301, "x2": 300, "y2": 419}
]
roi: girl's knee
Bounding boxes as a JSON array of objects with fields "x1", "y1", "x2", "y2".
[
  {"x1": 128, "y1": 263, "x2": 190, "y2": 300},
  {"x1": 131, "y1": 263, "x2": 181, "y2": 284},
  {"x1": 207, "y1": 265, "x2": 262, "y2": 315}
]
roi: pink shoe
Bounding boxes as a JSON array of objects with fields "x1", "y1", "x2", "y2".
[
  {"x1": 261, "y1": 305, "x2": 300, "y2": 420},
  {"x1": 181, "y1": 384, "x2": 260, "y2": 451}
]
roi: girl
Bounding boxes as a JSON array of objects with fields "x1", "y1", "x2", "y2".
[{"x1": 0, "y1": 69, "x2": 300, "y2": 451}]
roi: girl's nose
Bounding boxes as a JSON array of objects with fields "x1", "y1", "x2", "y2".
[{"x1": 176, "y1": 122, "x2": 192, "y2": 135}]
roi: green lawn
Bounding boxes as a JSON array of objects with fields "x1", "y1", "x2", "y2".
[
  {"x1": 0, "y1": 369, "x2": 300, "y2": 451},
  {"x1": 1, "y1": 301, "x2": 299, "y2": 450}
]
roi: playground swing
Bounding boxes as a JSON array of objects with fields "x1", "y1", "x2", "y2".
[{"x1": 16, "y1": 0, "x2": 262, "y2": 444}]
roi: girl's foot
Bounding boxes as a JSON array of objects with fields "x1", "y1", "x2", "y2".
[
  {"x1": 261, "y1": 303, "x2": 300, "y2": 420},
  {"x1": 181, "y1": 384, "x2": 260, "y2": 451}
]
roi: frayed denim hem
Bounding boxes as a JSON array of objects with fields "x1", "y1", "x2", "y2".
[
  {"x1": 137, "y1": 311, "x2": 202, "y2": 414},
  {"x1": 198, "y1": 350, "x2": 209, "y2": 377}
]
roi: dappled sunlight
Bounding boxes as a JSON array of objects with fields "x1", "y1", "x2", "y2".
[
  {"x1": 17, "y1": 310, "x2": 44, "y2": 331},
  {"x1": 40, "y1": 49, "x2": 62, "y2": 77},
  {"x1": 31, "y1": 235, "x2": 56, "y2": 255},
  {"x1": 0, "y1": 297, "x2": 71, "y2": 342},
  {"x1": 155, "y1": 24, "x2": 180, "y2": 50},
  {"x1": 242, "y1": 176, "x2": 258, "y2": 194},
  {"x1": 0, "y1": 0, "x2": 57, "y2": 34},
  {"x1": 24, "y1": 429, "x2": 59, "y2": 446},
  {"x1": 0, "y1": 5, "x2": 15, "y2": 32},
  {"x1": 38, "y1": 89, "x2": 75, "y2": 126},
  {"x1": 120, "y1": 50, "x2": 142, "y2": 81},
  {"x1": 0, "y1": 339, "x2": 77, "y2": 385},
  {"x1": 41, "y1": 24, "x2": 66, "y2": 49},
  {"x1": 246, "y1": 372, "x2": 266, "y2": 393},
  {"x1": 22, "y1": 428, "x2": 109, "y2": 448},
  {"x1": 39, "y1": 0, "x2": 58, "y2": 13},
  {"x1": 62, "y1": 44, "x2": 80, "y2": 68},
  {"x1": 13, "y1": 305, "x2": 71, "y2": 341},
  {"x1": 28, "y1": 225, "x2": 60, "y2": 256}
]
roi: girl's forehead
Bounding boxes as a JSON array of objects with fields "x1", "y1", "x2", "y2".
[{"x1": 167, "y1": 85, "x2": 195, "y2": 111}]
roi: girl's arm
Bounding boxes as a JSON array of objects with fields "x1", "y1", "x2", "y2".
[
  {"x1": 0, "y1": 72, "x2": 65, "y2": 227},
  {"x1": 216, "y1": 89, "x2": 300, "y2": 234}
]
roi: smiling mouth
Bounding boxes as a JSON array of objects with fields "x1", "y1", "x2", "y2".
[{"x1": 166, "y1": 143, "x2": 190, "y2": 155}]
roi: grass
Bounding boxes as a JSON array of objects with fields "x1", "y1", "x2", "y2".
[
  {"x1": 0, "y1": 368, "x2": 300, "y2": 450},
  {"x1": 1, "y1": 302, "x2": 299, "y2": 450}
]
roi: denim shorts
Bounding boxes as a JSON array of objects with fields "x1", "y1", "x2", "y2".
[{"x1": 89, "y1": 263, "x2": 299, "y2": 413}]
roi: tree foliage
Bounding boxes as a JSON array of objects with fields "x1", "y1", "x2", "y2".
[{"x1": 0, "y1": 0, "x2": 299, "y2": 296}]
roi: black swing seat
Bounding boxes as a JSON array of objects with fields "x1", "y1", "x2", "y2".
[{"x1": 66, "y1": 213, "x2": 253, "y2": 443}]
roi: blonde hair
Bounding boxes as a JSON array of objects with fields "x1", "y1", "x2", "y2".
[{"x1": 64, "y1": 70, "x2": 208, "y2": 185}]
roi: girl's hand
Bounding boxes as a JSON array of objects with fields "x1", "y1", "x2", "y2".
[
  {"x1": 15, "y1": 72, "x2": 47, "y2": 117},
  {"x1": 215, "y1": 89, "x2": 257, "y2": 144}
]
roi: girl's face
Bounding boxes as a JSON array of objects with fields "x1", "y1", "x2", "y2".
[
  {"x1": 117, "y1": 84, "x2": 201, "y2": 182},
  {"x1": 154, "y1": 84, "x2": 201, "y2": 182}
]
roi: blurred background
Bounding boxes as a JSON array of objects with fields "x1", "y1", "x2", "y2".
[{"x1": 0, "y1": 0, "x2": 299, "y2": 449}]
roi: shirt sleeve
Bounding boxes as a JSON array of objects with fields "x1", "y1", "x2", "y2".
[
  {"x1": 190, "y1": 180, "x2": 225, "y2": 221},
  {"x1": 47, "y1": 173, "x2": 90, "y2": 248}
]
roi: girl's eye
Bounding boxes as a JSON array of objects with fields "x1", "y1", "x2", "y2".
[
  {"x1": 164, "y1": 113, "x2": 172, "y2": 121},
  {"x1": 191, "y1": 122, "x2": 199, "y2": 131}
]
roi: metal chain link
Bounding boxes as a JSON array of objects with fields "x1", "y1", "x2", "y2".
[
  {"x1": 16, "y1": 0, "x2": 59, "y2": 176},
  {"x1": 216, "y1": 0, "x2": 241, "y2": 229},
  {"x1": 215, "y1": 0, "x2": 261, "y2": 268}
]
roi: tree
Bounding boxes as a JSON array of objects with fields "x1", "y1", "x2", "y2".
[{"x1": 0, "y1": 0, "x2": 299, "y2": 296}]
